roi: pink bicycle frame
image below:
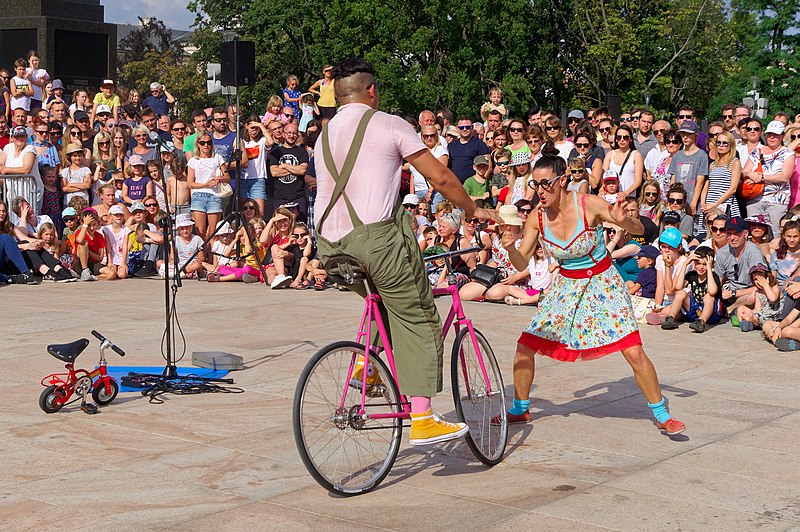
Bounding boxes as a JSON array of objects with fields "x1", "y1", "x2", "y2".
[{"x1": 341, "y1": 283, "x2": 495, "y2": 419}]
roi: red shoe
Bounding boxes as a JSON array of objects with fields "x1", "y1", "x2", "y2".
[
  {"x1": 491, "y1": 410, "x2": 531, "y2": 426},
  {"x1": 657, "y1": 418, "x2": 686, "y2": 436}
]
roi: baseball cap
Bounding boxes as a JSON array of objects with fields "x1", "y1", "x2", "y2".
[
  {"x1": 749, "y1": 263, "x2": 770, "y2": 276},
  {"x1": 602, "y1": 169, "x2": 619, "y2": 182},
  {"x1": 661, "y1": 210, "x2": 682, "y2": 225},
  {"x1": 635, "y1": 245, "x2": 659, "y2": 260},
  {"x1": 150, "y1": 82, "x2": 163, "y2": 91},
  {"x1": 473, "y1": 154, "x2": 490, "y2": 166},
  {"x1": 73, "y1": 110, "x2": 89, "y2": 122},
  {"x1": 402, "y1": 194, "x2": 419, "y2": 206},
  {"x1": 51, "y1": 79, "x2": 65, "y2": 90},
  {"x1": 215, "y1": 221, "x2": 233, "y2": 234},
  {"x1": 10, "y1": 126, "x2": 27, "y2": 137},
  {"x1": 128, "y1": 154, "x2": 146, "y2": 167},
  {"x1": 725, "y1": 216, "x2": 748, "y2": 232},
  {"x1": 101, "y1": 79, "x2": 115, "y2": 88},
  {"x1": 96, "y1": 104, "x2": 112, "y2": 116},
  {"x1": 660, "y1": 227, "x2": 683, "y2": 249},
  {"x1": 129, "y1": 202, "x2": 146, "y2": 212},
  {"x1": 61, "y1": 207, "x2": 77, "y2": 218},
  {"x1": 765, "y1": 120, "x2": 785, "y2": 135},
  {"x1": 568, "y1": 110, "x2": 584, "y2": 120},
  {"x1": 175, "y1": 213, "x2": 195, "y2": 228},
  {"x1": 109, "y1": 205, "x2": 125, "y2": 216},
  {"x1": 677, "y1": 120, "x2": 699, "y2": 134}
]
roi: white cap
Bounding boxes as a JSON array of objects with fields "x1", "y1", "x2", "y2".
[
  {"x1": 215, "y1": 221, "x2": 233, "y2": 234},
  {"x1": 603, "y1": 169, "x2": 620, "y2": 181},
  {"x1": 175, "y1": 213, "x2": 194, "y2": 228},
  {"x1": 765, "y1": 120, "x2": 785, "y2": 135},
  {"x1": 402, "y1": 194, "x2": 419, "y2": 206},
  {"x1": 150, "y1": 81, "x2": 163, "y2": 90},
  {"x1": 96, "y1": 104, "x2": 112, "y2": 115},
  {"x1": 109, "y1": 205, "x2": 124, "y2": 215}
]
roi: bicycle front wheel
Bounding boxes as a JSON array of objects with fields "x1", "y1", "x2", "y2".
[
  {"x1": 451, "y1": 327, "x2": 507, "y2": 465},
  {"x1": 293, "y1": 341, "x2": 403, "y2": 495}
]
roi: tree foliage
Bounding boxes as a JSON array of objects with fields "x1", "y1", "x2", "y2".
[{"x1": 182, "y1": 0, "x2": 796, "y2": 120}]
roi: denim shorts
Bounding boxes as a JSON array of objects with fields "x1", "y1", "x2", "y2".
[
  {"x1": 190, "y1": 192, "x2": 223, "y2": 214},
  {"x1": 233, "y1": 178, "x2": 267, "y2": 200}
]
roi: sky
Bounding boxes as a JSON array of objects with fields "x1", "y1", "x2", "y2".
[{"x1": 100, "y1": 1, "x2": 197, "y2": 31}]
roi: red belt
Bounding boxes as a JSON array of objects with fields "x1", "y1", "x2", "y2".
[{"x1": 558, "y1": 255, "x2": 612, "y2": 279}]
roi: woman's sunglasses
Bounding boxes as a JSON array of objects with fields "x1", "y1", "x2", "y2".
[{"x1": 528, "y1": 174, "x2": 562, "y2": 191}]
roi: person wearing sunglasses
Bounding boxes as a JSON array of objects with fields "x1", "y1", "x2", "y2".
[
  {"x1": 668, "y1": 120, "x2": 707, "y2": 220},
  {"x1": 506, "y1": 118, "x2": 530, "y2": 157},
  {"x1": 603, "y1": 123, "x2": 643, "y2": 197},
  {"x1": 543, "y1": 116, "x2": 574, "y2": 162},
  {"x1": 491, "y1": 148, "x2": 513, "y2": 203},
  {"x1": 637, "y1": 179, "x2": 665, "y2": 225},
  {"x1": 447, "y1": 114, "x2": 492, "y2": 184},
  {"x1": 496, "y1": 143, "x2": 686, "y2": 436},
  {"x1": 571, "y1": 132, "x2": 603, "y2": 190},
  {"x1": 698, "y1": 210, "x2": 730, "y2": 253},
  {"x1": 741, "y1": 120, "x2": 796, "y2": 236},
  {"x1": 187, "y1": 132, "x2": 227, "y2": 239},
  {"x1": 412, "y1": 125, "x2": 449, "y2": 208},
  {"x1": 661, "y1": 184, "x2": 695, "y2": 242},
  {"x1": 141, "y1": 81, "x2": 174, "y2": 119},
  {"x1": 702, "y1": 130, "x2": 742, "y2": 221},
  {"x1": 596, "y1": 117, "x2": 614, "y2": 153},
  {"x1": 674, "y1": 105, "x2": 708, "y2": 151},
  {"x1": 736, "y1": 117, "x2": 764, "y2": 162}
]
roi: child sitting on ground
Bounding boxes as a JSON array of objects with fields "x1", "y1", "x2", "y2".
[
  {"x1": 423, "y1": 245, "x2": 447, "y2": 287},
  {"x1": 73, "y1": 209, "x2": 116, "y2": 281},
  {"x1": 101, "y1": 204, "x2": 130, "y2": 279},
  {"x1": 161, "y1": 213, "x2": 204, "y2": 278},
  {"x1": 737, "y1": 263, "x2": 783, "y2": 332},
  {"x1": 420, "y1": 225, "x2": 437, "y2": 252},
  {"x1": 505, "y1": 240, "x2": 556, "y2": 305},
  {"x1": 201, "y1": 221, "x2": 237, "y2": 276},
  {"x1": 59, "y1": 207, "x2": 79, "y2": 271},
  {"x1": 207, "y1": 218, "x2": 265, "y2": 283},
  {"x1": 660, "y1": 246, "x2": 721, "y2": 333},
  {"x1": 259, "y1": 207, "x2": 296, "y2": 289},
  {"x1": 37, "y1": 222, "x2": 60, "y2": 258},
  {"x1": 626, "y1": 245, "x2": 659, "y2": 299},
  {"x1": 288, "y1": 223, "x2": 317, "y2": 289}
]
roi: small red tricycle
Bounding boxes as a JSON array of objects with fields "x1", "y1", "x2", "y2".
[{"x1": 39, "y1": 330, "x2": 126, "y2": 414}]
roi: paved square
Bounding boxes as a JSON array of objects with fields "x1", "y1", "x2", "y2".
[{"x1": 2, "y1": 280, "x2": 799, "y2": 530}]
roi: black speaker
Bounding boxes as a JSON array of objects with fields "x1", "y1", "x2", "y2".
[
  {"x1": 220, "y1": 40, "x2": 256, "y2": 87},
  {"x1": 605, "y1": 94, "x2": 622, "y2": 123}
]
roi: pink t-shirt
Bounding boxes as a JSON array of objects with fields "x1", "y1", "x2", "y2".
[
  {"x1": 789, "y1": 156, "x2": 800, "y2": 208},
  {"x1": 314, "y1": 103, "x2": 426, "y2": 241}
]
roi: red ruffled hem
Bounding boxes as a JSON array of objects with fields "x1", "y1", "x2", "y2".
[{"x1": 517, "y1": 330, "x2": 642, "y2": 362}]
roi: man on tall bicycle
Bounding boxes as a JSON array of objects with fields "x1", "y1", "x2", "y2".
[{"x1": 314, "y1": 57, "x2": 500, "y2": 445}]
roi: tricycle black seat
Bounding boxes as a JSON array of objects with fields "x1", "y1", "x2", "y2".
[{"x1": 47, "y1": 339, "x2": 90, "y2": 363}]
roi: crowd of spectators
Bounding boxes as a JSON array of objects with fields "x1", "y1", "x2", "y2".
[{"x1": 2, "y1": 51, "x2": 800, "y2": 350}]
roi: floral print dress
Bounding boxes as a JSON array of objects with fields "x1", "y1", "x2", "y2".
[{"x1": 520, "y1": 193, "x2": 641, "y2": 362}]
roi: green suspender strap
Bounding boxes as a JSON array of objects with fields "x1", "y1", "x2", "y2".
[{"x1": 316, "y1": 108, "x2": 378, "y2": 236}]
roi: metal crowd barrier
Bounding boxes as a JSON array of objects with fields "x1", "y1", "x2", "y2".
[{"x1": 1, "y1": 174, "x2": 38, "y2": 225}]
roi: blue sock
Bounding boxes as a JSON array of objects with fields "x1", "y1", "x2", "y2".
[
  {"x1": 647, "y1": 397, "x2": 671, "y2": 423},
  {"x1": 509, "y1": 399, "x2": 530, "y2": 416}
]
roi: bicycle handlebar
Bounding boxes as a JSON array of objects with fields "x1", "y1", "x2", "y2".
[
  {"x1": 423, "y1": 245, "x2": 482, "y2": 263},
  {"x1": 91, "y1": 330, "x2": 126, "y2": 356}
]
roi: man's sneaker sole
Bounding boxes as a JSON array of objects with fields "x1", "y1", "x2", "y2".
[
  {"x1": 409, "y1": 424, "x2": 469, "y2": 446},
  {"x1": 271, "y1": 276, "x2": 292, "y2": 289}
]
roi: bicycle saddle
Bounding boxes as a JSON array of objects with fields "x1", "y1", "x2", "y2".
[
  {"x1": 324, "y1": 255, "x2": 369, "y2": 286},
  {"x1": 47, "y1": 338, "x2": 90, "y2": 363}
]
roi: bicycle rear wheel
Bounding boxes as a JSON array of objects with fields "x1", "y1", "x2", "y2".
[
  {"x1": 451, "y1": 327, "x2": 507, "y2": 465},
  {"x1": 293, "y1": 341, "x2": 403, "y2": 495}
]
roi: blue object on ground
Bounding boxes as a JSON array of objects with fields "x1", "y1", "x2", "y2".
[{"x1": 100, "y1": 366, "x2": 230, "y2": 392}]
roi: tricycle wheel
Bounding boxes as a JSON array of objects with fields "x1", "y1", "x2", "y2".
[
  {"x1": 39, "y1": 385, "x2": 65, "y2": 413},
  {"x1": 92, "y1": 379, "x2": 119, "y2": 405}
]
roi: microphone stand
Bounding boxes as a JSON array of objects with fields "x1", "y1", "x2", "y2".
[{"x1": 126, "y1": 129, "x2": 234, "y2": 399}]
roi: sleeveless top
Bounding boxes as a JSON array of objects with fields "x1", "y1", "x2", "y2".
[
  {"x1": 609, "y1": 149, "x2": 636, "y2": 194},
  {"x1": 539, "y1": 193, "x2": 606, "y2": 270},
  {"x1": 318, "y1": 80, "x2": 336, "y2": 107},
  {"x1": 707, "y1": 162, "x2": 740, "y2": 217}
]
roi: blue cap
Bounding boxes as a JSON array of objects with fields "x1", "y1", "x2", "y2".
[
  {"x1": 660, "y1": 227, "x2": 683, "y2": 249},
  {"x1": 635, "y1": 245, "x2": 659, "y2": 260},
  {"x1": 725, "y1": 216, "x2": 748, "y2": 232},
  {"x1": 61, "y1": 207, "x2": 77, "y2": 218}
]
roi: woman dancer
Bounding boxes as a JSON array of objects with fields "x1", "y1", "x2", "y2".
[{"x1": 496, "y1": 143, "x2": 685, "y2": 436}]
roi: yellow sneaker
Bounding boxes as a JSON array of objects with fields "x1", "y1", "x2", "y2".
[
  {"x1": 349, "y1": 355, "x2": 383, "y2": 390},
  {"x1": 409, "y1": 409, "x2": 469, "y2": 446}
]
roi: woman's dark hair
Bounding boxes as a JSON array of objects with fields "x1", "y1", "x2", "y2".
[
  {"x1": 573, "y1": 121, "x2": 596, "y2": 144},
  {"x1": 533, "y1": 140, "x2": 567, "y2": 176},
  {"x1": 777, "y1": 219, "x2": 800, "y2": 259},
  {"x1": 664, "y1": 130, "x2": 681, "y2": 145},
  {"x1": 613, "y1": 124, "x2": 635, "y2": 150},
  {"x1": 0, "y1": 199, "x2": 13, "y2": 235},
  {"x1": 667, "y1": 182, "x2": 687, "y2": 200}
]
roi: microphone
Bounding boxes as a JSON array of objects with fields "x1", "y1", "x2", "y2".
[{"x1": 148, "y1": 130, "x2": 163, "y2": 145}]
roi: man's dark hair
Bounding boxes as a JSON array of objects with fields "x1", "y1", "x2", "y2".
[
  {"x1": 332, "y1": 57, "x2": 375, "y2": 80},
  {"x1": 527, "y1": 107, "x2": 540, "y2": 118},
  {"x1": 677, "y1": 105, "x2": 695, "y2": 116},
  {"x1": 694, "y1": 246, "x2": 714, "y2": 260},
  {"x1": 211, "y1": 106, "x2": 227, "y2": 116},
  {"x1": 457, "y1": 114, "x2": 472, "y2": 123},
  {"x1": 190, "y1": 109, "x2": 207, "y2": 121},
  {"x1": 488, "y1": 109, "x2": 502, "y2": 119},
  {"x1": 721, "y1": 103, "x2": 736, "y2": 114},
  {"x1": 594, "y1": 107, "x2": 610, "y2": 117},
  {"x1": 437, "y1": 109, "x2": 454, "y2": 124},
  {"x1": 140, "y1": 106, "x2": 155, "y2": 118}
]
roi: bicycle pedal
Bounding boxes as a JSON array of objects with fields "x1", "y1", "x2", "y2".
[
  {"x1": 81, "y1": 403, "x2": 98, "y2": 415},
  {"x1": 349, "y1": 379, "x2": 387, "y2": 398}
]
